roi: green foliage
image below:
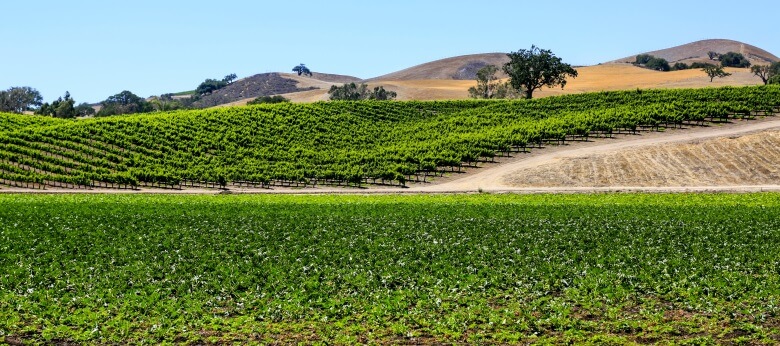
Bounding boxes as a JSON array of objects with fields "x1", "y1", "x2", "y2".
[
  {"x1": 247, "y1": 95, "x2": 290, "y2": 105},
  {"x1": 292, "y1": 64, "x2": 312, "y2": 77},
  {"x1": 194, "y1": 74, "x2": 237, "y2": 96},
  {"x1": 468, "y1": 65, "x2": 520, "y2": 99},
  {"x1": 0, "y1": 112, "x2": 68, "y2": 132},
  {"x1": 771, "y1": 61, "x2": 780, "y2": 76},
  {"x1": 36, "y1": 92, "x2": 78, "y2": 118},
  {"x1": 368, "y1": 86, "x2": 397, "y2": 100},
  {"x1": 690, "y1": 62, "x2": 715, "y2": 69},
  {"x1": 769, "y1": 75, "x2": 780, "y2": 85},
  {"x1": 0, "y1": 86, "x2": 43, "y2": 113},
  {"x1": 634, "y1": 54, "x2": 670, "y2": 71},
  {"x1": 504, "y1": 45, "x2": 578, "y2": 99},
  {"x1": 635, "y1": 54, "x2": 653, "y2": 65},
  {"x1": 671, "y1": 62, "x2": 690, "y2": 71},
  {"x1": 707, "y1": 51, "x2": 720, "y2": 60},
  {"x1": 719, "y1": 52, "x2": 751, "y2": 68},
  {"x1": 645, "y1": 57, "x2": 670, "y2": 71},
  {"x1": 196, "y1": 79, "x2": 229, "y2": 95},
  {"x1": 96, "y1": 90, "x2": 153, "y2": 116},
  {"x1": 75, "y1": 102, "x2": 95, "y2": 117},
  {"x1": 0, "y1": 86, "x2": 778, "y2": 189},
  {"x1": 148, "y1": 94, "x2": 183, "y2": 112},
  {"x1": 1, "y1": 193, "x2": 780, "y2": 344},
  {"x1": 753, "y1": 62, "x2": 780, "y2": 85},
  {"x1": 328, "y1": 83, "x2": 397, "y2": 101},
  {"x1": 702, "y1": 65, "x2": 731, "y2": 82},
  {"x1": 752, "y1": 65, "x2": 772, "y2": 85},
  {"x1": 222, "y1": 73, "x2": 237, "y2": 84}
]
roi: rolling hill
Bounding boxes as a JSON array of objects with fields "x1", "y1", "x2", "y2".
[
  {"x1": 612, "y1": 39, "x2": 779, "y2": 65},
  {"x1": 267, "y1": 39, "x2": 777, "y2": 104},
  {"x1": 2, "y1": 86, "x2": 779, "y2": 190},
  {"x1": 183, "y1": 38, "x2": 777, "y2": 107},
  {"x1": 365, "y1": 53, "x2": 510, "y2": 81}
]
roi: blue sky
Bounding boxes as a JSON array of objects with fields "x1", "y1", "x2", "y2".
[{"x1": 2, "y1": 0, "x2": 778, "y2": 103}]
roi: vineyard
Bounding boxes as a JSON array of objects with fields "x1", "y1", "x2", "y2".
[{"x1": 1, "y1": 85, "x2": 779, "y2": 190}]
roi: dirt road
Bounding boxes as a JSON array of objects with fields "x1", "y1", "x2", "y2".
[{"x1": 413, "y1": 117, "x2": 780, "y2": 193}]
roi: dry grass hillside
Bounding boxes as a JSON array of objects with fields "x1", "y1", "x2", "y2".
[
  {"x1": 217, "y1": 39, "x2": 774, "y2": 106},
  {"x1": 366, "y1": 53, "x2": 510, "y2": 81},
  {"x1": 271, "y1": 64, "x2": 764, "y2": 103},
  {"x1": 504, "y1": 129, "x2": 780, "y2": 188},
  {"x1": 612, "y1": 39, "x2": 778, "y2": 65}
]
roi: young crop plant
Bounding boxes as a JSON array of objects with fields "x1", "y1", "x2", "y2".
[{"x1": 1, "y1": 193, "x2": 780, "y2": 344}]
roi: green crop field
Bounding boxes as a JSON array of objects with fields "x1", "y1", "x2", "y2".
[
  {"x1": 1, "y1": 85, "x2": 779, "y2": 190},
  {"x1": 2, "y1": 193, "x2": 780, "y2": 344}
]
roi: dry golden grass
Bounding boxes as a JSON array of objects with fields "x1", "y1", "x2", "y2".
[
  {"x1": 222, "y1": 64, "x2": 763, "y2": 106},
  {"x1": 504, "y1": 129, "x2": 780, "y2": 188}
]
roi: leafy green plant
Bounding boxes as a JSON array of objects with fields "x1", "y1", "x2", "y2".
[{"x1": 1, "y1": 193, "x2": 779, "y2": 344}]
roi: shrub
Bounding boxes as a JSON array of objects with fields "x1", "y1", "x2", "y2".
[
  {"x1": 247, "y1": 95, "x2": 290, "y2": 105},
  {"x1": 719, "y1": 52, "x2": 751, "y2": 68}
]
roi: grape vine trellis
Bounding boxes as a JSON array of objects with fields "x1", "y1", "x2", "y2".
[{"x1": 0, "y1": 86, "x2": 778, "y2": 190}]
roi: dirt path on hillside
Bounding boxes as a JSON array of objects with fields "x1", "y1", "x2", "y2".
[
  {"x1": 2, "y1": 118, "x2": 779, "y2": 195},
  {"x1": 412, "y1": 117, "x2": 780, "y2": 193}
]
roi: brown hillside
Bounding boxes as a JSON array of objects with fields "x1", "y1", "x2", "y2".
[
  {"x1": 612, "y1": 39, "x2": 779, "y2": 65},
  {"x1": 504, "y1": 129, "x2": 780, "y2": 188},
  {"x1": 306, "y1": 72, "x2": 362, "y2": 84},
  {"x1": 271, "y1": 64, "x2": 762, "y2": 104},
  {"x1": 366, "y1": 53, "x2": 510, "y2": 81}
]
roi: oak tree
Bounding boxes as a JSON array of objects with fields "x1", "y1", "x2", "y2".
[{"x1": 503, "y1": 46, "x2": 578, "y2": 99}]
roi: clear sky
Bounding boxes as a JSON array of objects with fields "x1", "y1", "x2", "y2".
[{"x1": 2, "y1": 0, "x2": 778, "y2": 103}]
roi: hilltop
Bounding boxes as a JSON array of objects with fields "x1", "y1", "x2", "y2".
[
  {"x1": 365, "y1": 53, "x2": 510, "y2": 81},
  {"x1": 611, "y1": 39, "x2": 778, "y2": 65},
  {"x1": 167, "y1": 39, "x2": 777, "y2": 107}
]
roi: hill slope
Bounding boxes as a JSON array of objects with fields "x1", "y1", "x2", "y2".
[
  {"x1": 280, "y1": 64, "x2": 765, "y2": 103},
  {"x1": 505, "y1": 127, "x2": 780, "y2": 188},
  {"x1": 191, "y1": 72, "x2": 361, "y2": 108},
  {"x1": 612, "y1": 39, "x2": 779, "y2": 65},
  {"x1": 366, "y1": 53, "x2": 510, "y2": 81},
  {"x1": 1, "y1": 86, "x2": 779, "y2": 190}
]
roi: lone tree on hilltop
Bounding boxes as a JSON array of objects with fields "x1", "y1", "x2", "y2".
[
  {"x1": 293, "y1": 64, "x2": 312, "y2": 77},
  {"x1": 503, "y1": 45, "x2": 578, "y2": 99},
  {"x1": 222, "y1": 73, "x2": 237, "y2": 84},
  {"x1": 703, "y1": 65, "x2": 731, "y2": 82}
]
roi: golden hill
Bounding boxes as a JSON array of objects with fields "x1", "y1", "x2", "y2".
[
  {"x1": 612, "y1": 39, "x2": 778, "y2": 65},
  {"x1": 217, "y1": 39, "x2": 775, "y2": 106},
  {"x1": 267, "y1": 64, "x2": 764, "y2": 103},
  {"x1": 365, "y1": 53, "x2": 510, "y2": 81}
]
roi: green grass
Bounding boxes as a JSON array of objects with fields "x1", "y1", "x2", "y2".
[
  {"x1": 170, "y1": 90, "x2": 196, "y2": 96},
  {"x1": 1, "y1": 193, "x2": 780, "y2": 344}
]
